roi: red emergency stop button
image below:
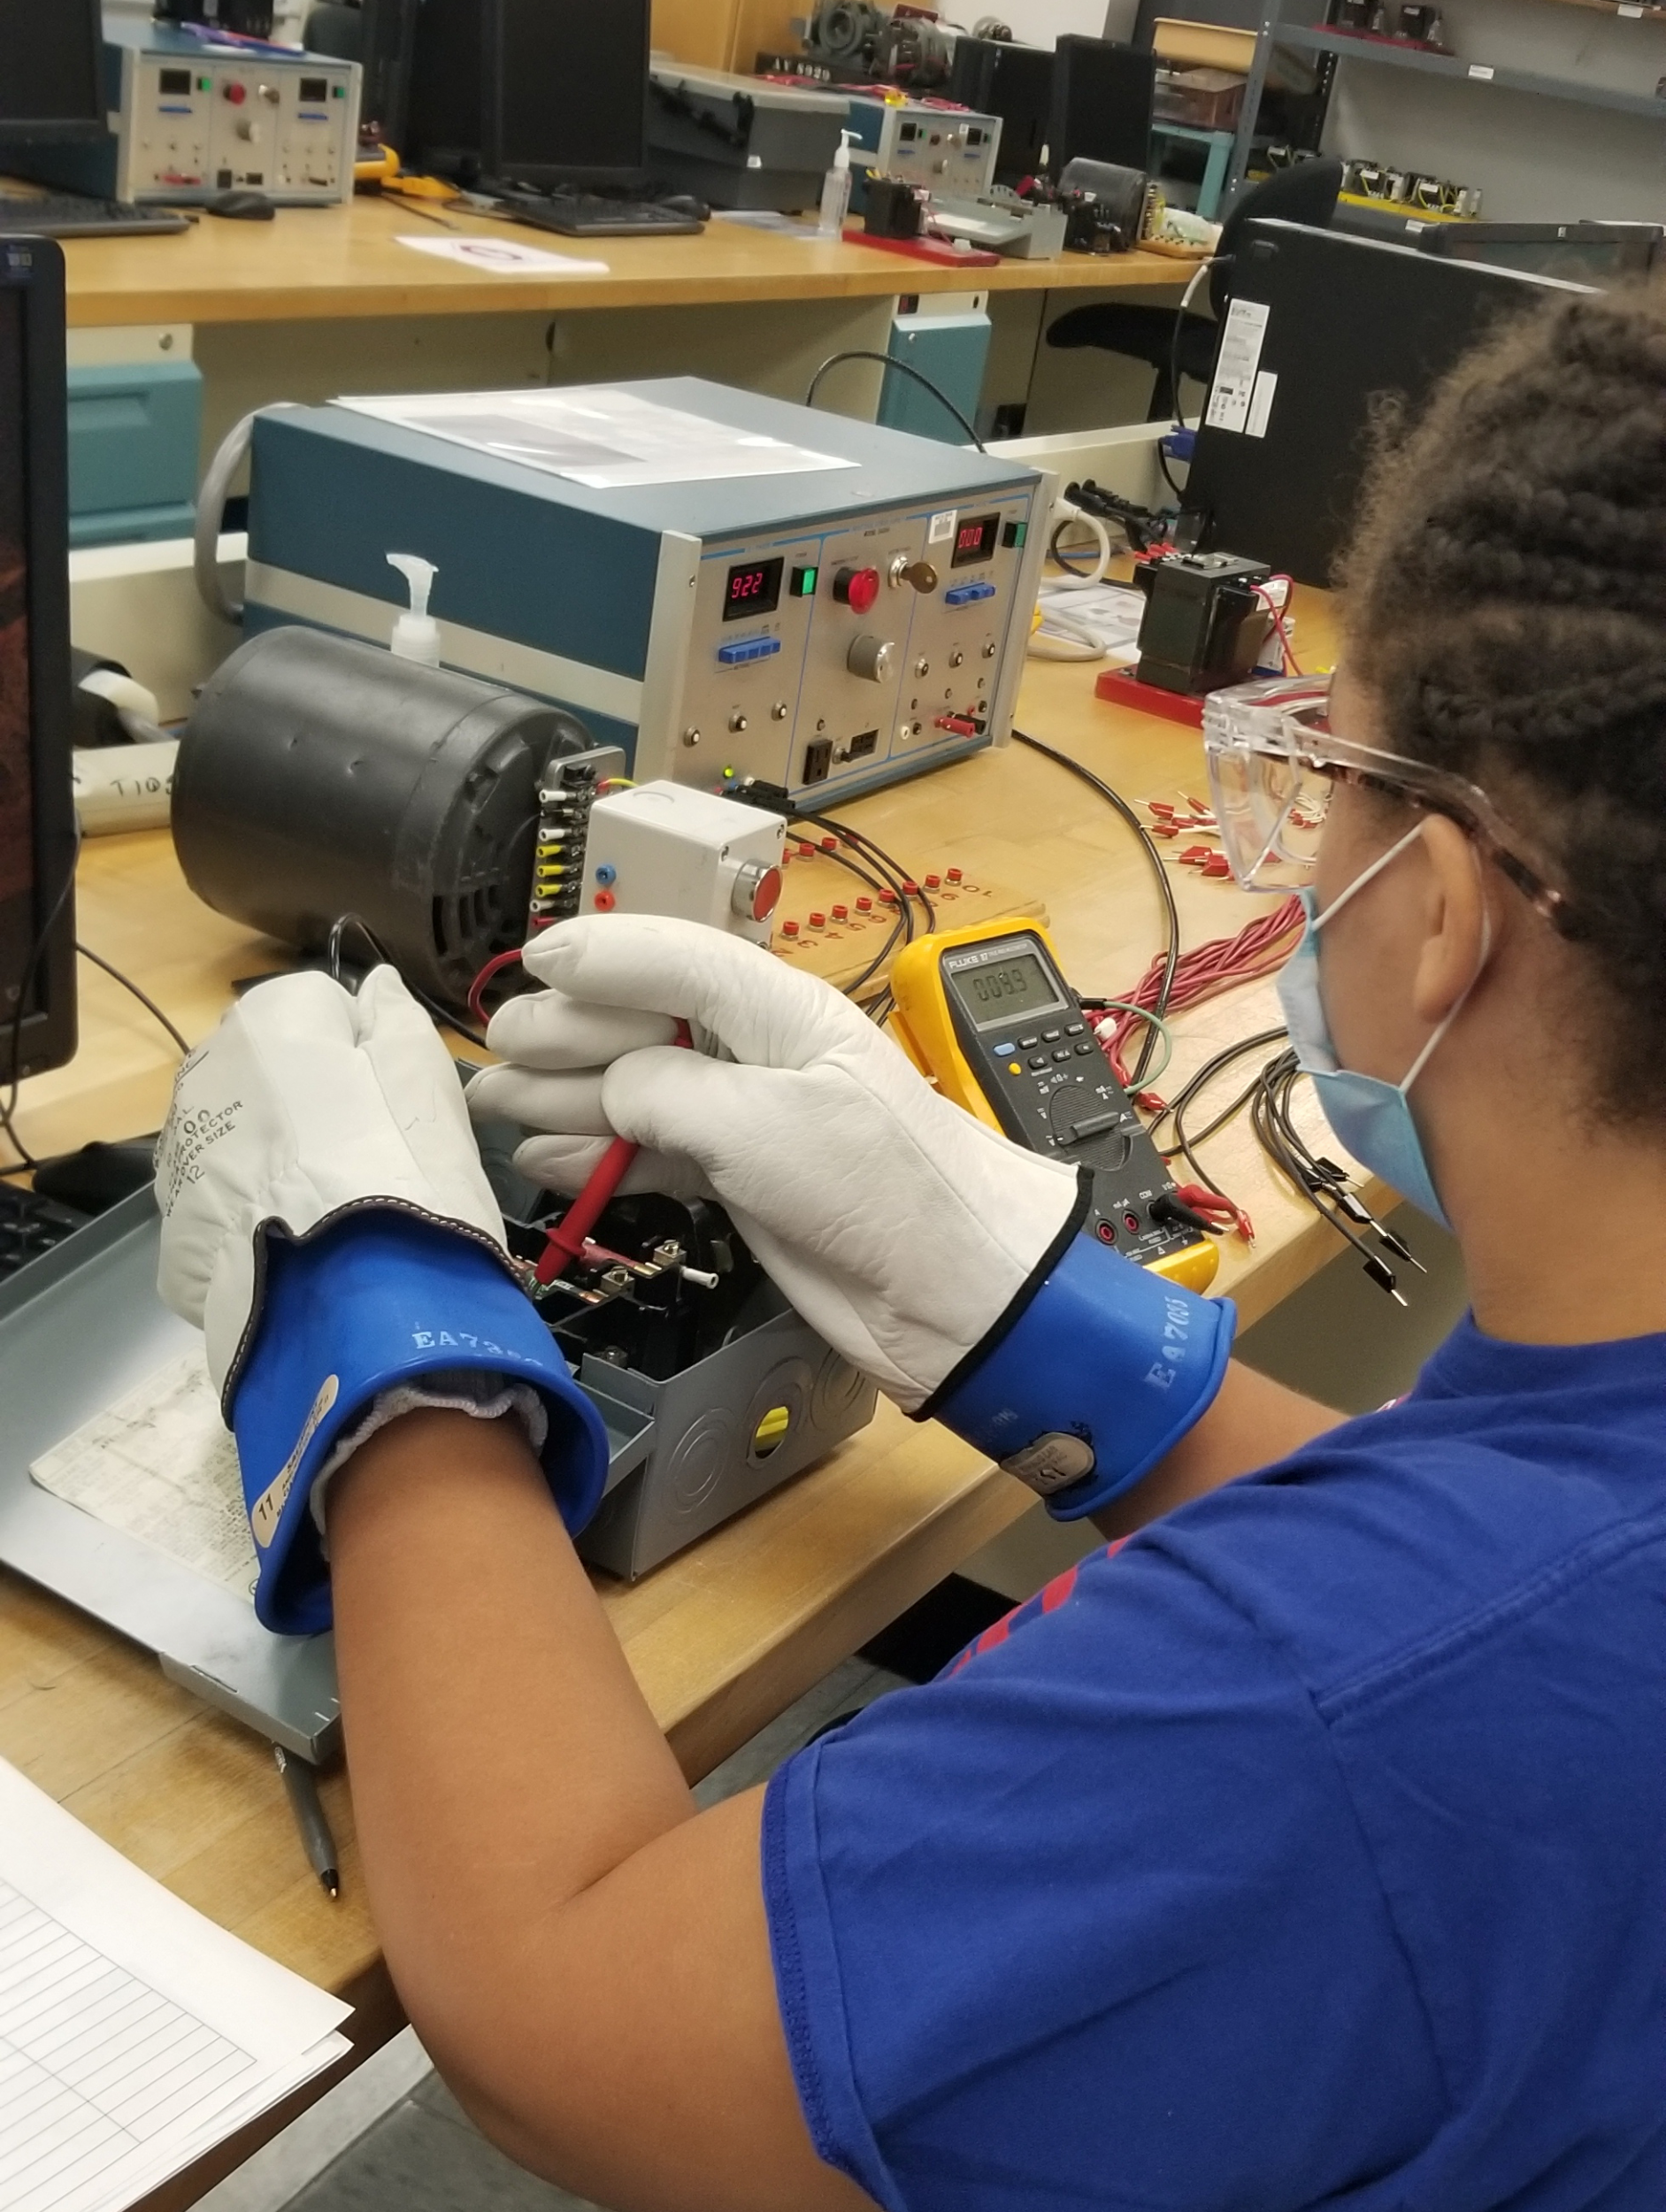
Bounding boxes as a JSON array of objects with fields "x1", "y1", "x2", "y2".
[
  {"x1": 833, "y1": 565, "x2": 880, "y2": 615},
  {"x1": 225, "y1": 80, "x2": 247, "y2": 101},
  {"x1": 732, "y1": 860, "x2": 782, "y2": 922}
]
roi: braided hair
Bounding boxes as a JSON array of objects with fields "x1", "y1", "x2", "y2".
[{"x1": 1340, "y1": 284, "x2": 1666, "y2": 1120}]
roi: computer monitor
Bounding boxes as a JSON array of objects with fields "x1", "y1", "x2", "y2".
[
  {"x1": 0, "y1": 240, "x2": 78, "y2": 1095},
  {"x1": 481, "y1": 0, "x2": 650, "y2": 189},
  {"x1": 304, "y1": 0, "x2": 420, "y2": 150},
  {"x1": 0, "y1": 0, "x2": 106, "y2": 147},
  {"x1": 1417, "y1": 220, "x2": 1662, "y2": 287},
  {"x1": 1049, "y1": 35, "x2": 1154, "y2": 179},
  {"x1": 1184, "y1": 220, "x2": 1586, "y2": 588},
  {"x1": 948, "y1": 36, "x2": 1054, "y2": 188}
]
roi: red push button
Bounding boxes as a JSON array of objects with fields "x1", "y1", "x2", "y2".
[
  {"x1": 833, "y1": 565, "x2": 880, "y2": 615},
  {"x1": 225, "y1": 80, "x2": 247, "y2": 101},
  {"x1": 748, "y1": 865, "x2": 783, "y2": 920}
]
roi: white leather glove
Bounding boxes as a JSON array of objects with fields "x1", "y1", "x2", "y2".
[
  {"x1": 157, "y1": 964, "x2": 508, "y2": 1399},
  {"x1": 464, "y1": 916, "x2": 1080, "y2": 1410},
  {"x1": 156, "y1": 964, "x2": 610, "y2": 1636}
]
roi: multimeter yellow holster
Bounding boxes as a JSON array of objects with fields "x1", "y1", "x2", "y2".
[{"x1": 891, "y1": 914, "x2": 1217, "y2": 1294}]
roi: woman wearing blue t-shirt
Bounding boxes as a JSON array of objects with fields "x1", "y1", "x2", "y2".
[{"x1": 159, "y1": 286, "x2": 1665, "y2": 2209}]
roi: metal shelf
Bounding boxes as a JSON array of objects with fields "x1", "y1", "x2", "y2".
[{"x1": 1274, "y1": 23, "x2": 1666, "y2": 118}]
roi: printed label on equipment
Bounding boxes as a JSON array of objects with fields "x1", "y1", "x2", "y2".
[
  {"x1": 1246, "y1": 369, "x2": 1278, "y2": 440},
  {"x1": 1203, "y1": 299, "x2": 1271, "y2": 436},
  {"x1": 1468, "y1": 62, "x2": 1493, "y2": 76},
  {"x1": 928, "y1": 509, "x2": 957, "y2": 544}
]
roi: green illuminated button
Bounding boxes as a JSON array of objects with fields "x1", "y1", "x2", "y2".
[
  {"x1": 333, "y1": 82, "x2": 346, "y2": 95},
  {"x1": 197, "y1": 74, "x2": 211, "y2": 88},
  {"x1": 1002, "y1": 519, "x2": 1027, "y2": 550},
  {"x1": 791, "y1": 565, "x2": 818, "y2": 596}
]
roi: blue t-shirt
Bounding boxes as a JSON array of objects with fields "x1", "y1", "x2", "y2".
[{"x1": 762, "y1": 1317, "x2": 1666, "y2": 2211}]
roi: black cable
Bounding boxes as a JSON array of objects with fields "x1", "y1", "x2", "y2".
[
  {"x1": 1010, "y1": 731, "x2": 1178, "y2": 1085},
  {"x1": 2, "y1": 825, "x2": 83, "y2": 1172},
  {"x1": 326, "y1": 914, "x2": 489, "y2": 1050},
  {"x1": 1048, "y1": 520, "x2": 1101, "y2": 578},
  {"x1": 783, "y1": 832, "x2": 908, "y2": 1007},
  {"x1": 1248, "y1": 1048, "x2": 1406, "y2": 1300},
  {"x1": 804, "y1": 349, "x2": 986, "y2": 451},
  {"x1": 794, "y1": 810, "x2": 937, "y2": 935},
  {"x1": 76, "y1": 943, "x2": 190, "y2": 1059},
  {"x1": 1155, "y1": 1025, "x2": 1289, "y2": 1197}
]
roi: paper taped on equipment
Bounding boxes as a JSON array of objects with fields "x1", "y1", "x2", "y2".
[{"x1": 339, "y1": 385, "x2": 857, "y2": 490}]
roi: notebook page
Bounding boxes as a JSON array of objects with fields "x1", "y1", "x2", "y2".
[{"x1": 0, "y1": 1761, "x2": 349, "y2": 2212}]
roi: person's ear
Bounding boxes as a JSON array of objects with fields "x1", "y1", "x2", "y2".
[{"x1": 1410, "y1": 814, "x2": 1488, "y2": 1027}]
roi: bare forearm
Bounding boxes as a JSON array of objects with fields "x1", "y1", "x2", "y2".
[
  {"x1": 326, "y1": 1411, "x2": 866, "y2": 2212},
  {"x1": 1091, "y1": 1359, "x2": 1343, "y2": 1539},
  {"x1": 326, "y1": 1413, "x2": 692, "y2": 2110}
]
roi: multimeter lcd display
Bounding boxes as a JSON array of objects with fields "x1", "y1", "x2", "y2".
[
  {"x1": 962, "y1": 954, "x2": 1063, "y2": 1025},
  {"x1": 951, "y1": 513, "x2": 1000, "y2": 568},
  {"x1": 722, "y1": 557, "x2": 785, "y2": 621}
]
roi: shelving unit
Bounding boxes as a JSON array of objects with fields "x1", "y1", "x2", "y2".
[
  {"x1": 1278, "y1": 23, "x2": 1666, "y2": 116},
  {"x1": 1222, "y1": 1, "x2": 1666, "y2": 199}
]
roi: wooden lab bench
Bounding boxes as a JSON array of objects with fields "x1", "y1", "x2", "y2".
[{"x1": 58, "y1": 190, "x2": 1194, "y2": 463}]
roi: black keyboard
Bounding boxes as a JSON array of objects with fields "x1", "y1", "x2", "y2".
[
  {"x1": 0, "y1": 1186, "x2": 89, "y2": 1285},
  {"x1": 0, "y1": 192, "x2": 192, "y2": 239},
  {"x1": 488, "y1": 185, "x2": 705, "y2": 238}
]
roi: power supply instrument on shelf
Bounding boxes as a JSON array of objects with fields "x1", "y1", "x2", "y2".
[{"x1": 15, "y1": 19, "x2": 360, "y2": 206}]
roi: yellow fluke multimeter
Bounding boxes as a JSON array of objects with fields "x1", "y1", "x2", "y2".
[{"x1": 891, "y1": 916, "x2": 1219, "y2": 1294}]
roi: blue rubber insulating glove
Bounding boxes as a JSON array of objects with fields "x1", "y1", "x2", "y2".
[
  {"x1": 921, "y1": 1203, "x2": 1236, "y2": 1520},
  {"x1": 230, "y1": 1210, "x2": 610, "y2": 1635}
]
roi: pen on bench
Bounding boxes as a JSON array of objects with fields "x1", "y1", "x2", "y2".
[{"x1": 273, "y1": 1744, "x2": 341, "y2": 1900}]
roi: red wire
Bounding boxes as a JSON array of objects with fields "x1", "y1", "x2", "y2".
[
  {"x1": 1098, "y1": 895, "x2": 1304, "y2": 1088},
  {"x1": 1254, "y1": 579, "x2": 1302, "y2": 676},
  {"x1": 468, "y1": 946, "x2": 524, "y2": 1026},
  {"x1": 533, "y1": 1020, "x2": 694, "y2": 1286}
]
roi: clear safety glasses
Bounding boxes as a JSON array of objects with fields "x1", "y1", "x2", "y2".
[{"x1": 1201, "y1": 673, "x2": 1570, "y2": 925}]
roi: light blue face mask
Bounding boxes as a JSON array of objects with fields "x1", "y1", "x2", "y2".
[{"x1": 1276, "y1": 822, "x2": 1490, "y2": 1230}]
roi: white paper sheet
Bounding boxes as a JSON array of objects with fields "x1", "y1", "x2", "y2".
[
  {"x1": 1035, "y1": 578, "x2": 1146, "y2": 659},
  {"x1": 394, "y1": 234, "x2": 610, "y2": 276},
  {"x1": 338, "y1": 384, "x2": 857, "y2": 489},
  {"x1": 0, "y1": 1759, "x2": 349, "y2": 2212},
  {"x1": 30, "y1": 1349, "x2": 257, "y2": 1605}
]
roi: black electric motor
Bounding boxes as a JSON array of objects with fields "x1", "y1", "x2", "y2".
[{"x1": 173, "y1": 626, "x2": 608, "y2": 1010}]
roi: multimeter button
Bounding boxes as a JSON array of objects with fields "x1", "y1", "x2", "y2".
[
  {"x1": 1065, "y1": 1022, "x2": 1085, "y2": 1035},
  {"x1": 1008, "y1": 1062, "x2": 1022, "y2": 1075},
  {"x1": 1075, "y1": 1041, "x2": 1096, "y2": 1056},
  {"x1": 1028, "y1": 1053, "x2": 1048, "y2": 1069},
  {"x1": 1052, "y1": 1048, "x2": 1071, "y2": 1063},
  {"x1": 1042, "y1": 1029, "x2": 1062, "y2": 1041},
  {"x1": 1018, "y1": 1034, "x2": 1039, "y2": 1048},
  {"x1": 994, "y1": 1040, "x2": 1016, "y2": 1056}
]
